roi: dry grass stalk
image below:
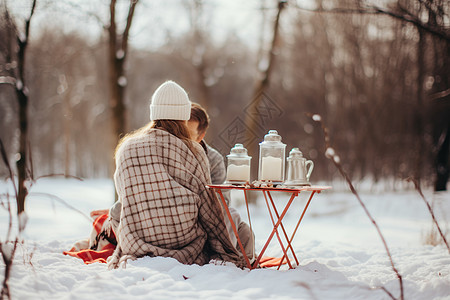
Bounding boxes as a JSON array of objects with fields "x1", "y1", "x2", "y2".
[
  {"x1": 0, "y1": 139, "x2": 26, "y2": 300},
  {"x1": 309, "y1": 113, "x2": 404, "y2": 300},
  {"x1": 0, "y1": 200, "x2": 20, "y2": 300},
  {"x1": 0, "y1": 138, "x2": 87, "y2": 299},
  {"x1": 407, "y1": 177, "x2": 450, "y2": 253}
]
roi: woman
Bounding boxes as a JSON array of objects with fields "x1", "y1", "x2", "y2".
[{"x1": 107, "y1": 81, "x2": 244, "y2": 269}]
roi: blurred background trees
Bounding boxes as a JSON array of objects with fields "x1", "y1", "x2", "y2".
[{"x1": 0, "y1": 0, "x2": 448, "y2": 191}]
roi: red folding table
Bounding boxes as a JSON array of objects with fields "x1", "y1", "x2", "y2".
[{"x1": 207, "y1": 184, "x2": 331, "y2": 270}]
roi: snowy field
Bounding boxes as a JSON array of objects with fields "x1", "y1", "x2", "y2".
[{"x1": 0, "y1": 178, "x2": 449, "y2": 300}]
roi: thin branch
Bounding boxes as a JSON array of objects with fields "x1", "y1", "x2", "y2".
[
  {"x1": 0, "y1": 76, "x2": 16, "y2": 85},
  {"x1": 309, "y1": 113, "x2": 404, "y2": 300},
  {"x1": 109, "y1": 0, "x2": 117, "y2": 49},
  {"x1": 121, "y1": 0, "x2": 139, "y2": 53},
  {"x1": 0, "y1": 197, "x2": 19, "y2": 300},
  {"x1": 28, "y1": 192, "x2": 91, "y2": 222},
  {"x1": 0, "y1": 139, "x2": 18, "y2": 202},
  {"x1": 429, "y1": 88, "x2": 450, "y2": 101},
  {"x1": 33, "y1": 173, "x2": 83, "y2": 181},
  {"x1": 293, "y1": 3, "x2": 450, "y2": 41},
  {"x1": 378, "y1": 286, "x2": 396, "y2": 300},
  {"x1": 62, "y1": 1, "x2": 106, "y2": 28},
  {"x1": 407, "y1": 177, "x2": 450, "y2": 253},
  {"x1": 24, "y1": 0, "x2": 37, "y2": 43},
  {"x1": 417, "y1": 0, "x2": 434, "y2": 14},
  {"x1": 16, "y1": 0, "x2": 37, "y2": 79},
  {"x1": 4, "y1": 198, "x2": 13, "y2": 244},
  {"x1": 27, "y1": 140, "x2": 33, "y2": 181}
]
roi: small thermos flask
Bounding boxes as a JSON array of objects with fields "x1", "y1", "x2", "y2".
[{"x1": 285, "y1": 147, "x2": 314, "y2": 186}]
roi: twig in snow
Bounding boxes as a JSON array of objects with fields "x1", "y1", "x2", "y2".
[
  {"x1": 28, "y1": 192, "x2": 91, "y2": 222},
  {"x1": 0, "y1": 140, "x2": 20, "y2": 300},
  {"x1": 309, "y1": 113, "x2": 403, "y2": 300},
  {"x1": 406, "y1": 177, "x2": 450, "y2": 253},
  {"x1": 0, "y1": 140, "x2": 18, "y2": 202},
  {"x1": 34, "y1": 174, "x2": 83, "y2": 181},
  {"x1": 0, "y1": 140, "x2": 28, "y2": 299},
  {"x1": 296, "y1": 282, "x2": 318, "y2": 300},
  {"x1": 0, "y1": 202, "x2": 19, "y2": 300}
]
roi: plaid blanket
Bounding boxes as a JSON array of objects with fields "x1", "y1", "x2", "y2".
[{"x1": 107, "y1": 128, "x2": 245, "y2": 269}]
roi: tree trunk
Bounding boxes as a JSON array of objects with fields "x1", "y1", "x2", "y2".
[
  {"x1": 16, "y1": 88, "x2": 28, "y2": 214},
  {"x1": 108, "y1": 0, "x2": 126, "y2": 146},
  {"x1": 107, "y1": 0, "x2": 138, "y2": 201},
  {"x1": 428, "y1": 2, "x2": 450, "y2": 191},
  {"x1": 14, "y1": 0, "x2": 36, "y2": 214},
  {"x1": 432, "y1": 37, "x2": 450, "y2": 191},
  {"x1": 107, "y1": 0, "x2": 138, "y2": 165},
  {"x1": 245, "y1": 0, "x2": 286, "y2": 163},
  {"x1": 415, "y1": 27, "x2": 426, "y2": 184},
  {"x1": 435, "y1": 122, "x2": 450, "y2": 191}
]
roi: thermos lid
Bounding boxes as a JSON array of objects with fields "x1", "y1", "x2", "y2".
[
  {"x1": 227, "y1": 143, "x2": 251, "y2": 158},
  {"x1": 288, "y1": 147, "x2": 304, "y2": 159}
]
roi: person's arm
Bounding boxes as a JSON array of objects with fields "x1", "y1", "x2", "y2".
[
  {"x1": 194, "y1": 147, "x2": 245, "y2": 267},
  {"x1": 207, "y1": 145, "x2": 226, "y2": 184}
]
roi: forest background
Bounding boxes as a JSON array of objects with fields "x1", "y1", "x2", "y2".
[{"x1": 0, "y1": 0, "x2": 449, "y2": 199}]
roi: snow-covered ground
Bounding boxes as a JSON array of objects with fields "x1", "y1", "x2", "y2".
[{"x1": 0, "y1": 178, "x2": 449, "y2": 300}]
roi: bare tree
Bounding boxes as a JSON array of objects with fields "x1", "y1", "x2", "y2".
[
  {"x1": 292, "y1": 0, "x2": 449, "y2": 190},
  {"x1": 311, "y1": 114, "x2": 404, "y2": 300},
  {"x1": 183, "y1": 0, "x2": 211, "y2": 109},
  {"x1": 108, "y1": 0, "x2": 139, "y2": 145},
  {"x1": 245, "y1": 0, "x2": 287, "y2": 164},
  {"x1": 0, "y1": 0, "x2": 37, "y2": 214}
]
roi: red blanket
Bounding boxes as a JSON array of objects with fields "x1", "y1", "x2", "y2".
[
  {"x1": 63, "y1": 214, "x2": 116, "y2": 264},
  {"x1": 64, "y1": 213, "x2": 289, "y2": 268},
  {"x1": 259, "y1": 256, "x2": 290, "y2": 268}
]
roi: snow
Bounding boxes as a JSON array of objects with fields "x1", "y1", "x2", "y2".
[
  {"x1": 325, "y1": 147, "x2": 341, "y2": 164},
  {"x1": 16, "y1": 80, "x2": 23, "y2": 91},
  {"x1": 312, "y1": 114, "x2": 321, "y2": 122},
  {"x1": 1, "y1": 242, "x2": 14, "y2": 263},
  {"x1": 18, "y1": 211, "x2": 28, "y2": 233},
  {"x1": 325, "y1": 147, "x2": 336, "y2": 157},
  {"x1": 117, "y1": 76, "x2": 127, "y2": 87},
  {"x1": 1, "y1": 178, "x2": 449, "y2": 300},
  {"x1": 116, "y1": 50, "x2": 125, "y2": 60}
]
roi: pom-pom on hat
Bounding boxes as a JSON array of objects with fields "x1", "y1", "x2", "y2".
[{"x1": 150, "y1": 80, "x2": 191, "y2": 121}]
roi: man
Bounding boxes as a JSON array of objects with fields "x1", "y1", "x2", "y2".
[
  {"x1": 187, "y1": 102, "x2": 255, "y2": 262},
  {"x1": 187, "y1": 103, "x2": 226, "y2": 187}
]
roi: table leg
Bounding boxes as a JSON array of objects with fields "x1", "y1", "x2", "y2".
[
  {"x1": 278, "y1": 191, "x2": 317, "y2": 268},
  {"x1": 263, "y1": 190, "x2": 293, "y2": 269},
  {"x1": 266, "y1": 191, "x2": 300, "y2": 268},
  {"x1": 254, "y1": 190, "x2": 297, "y2": 269},
  {"x1": 243, "y1": 189, "x2": 255, "y2": 263},
  {"x1": 216, "y1": 189, "x2": 252, "y2": 269}
]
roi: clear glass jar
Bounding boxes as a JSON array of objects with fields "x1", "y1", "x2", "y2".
[
  {"x1": 226, "y1": 143, "x2": 251, "y2": 184},
  {"x1": 258, "y1": 130, "x2": 286, "y2": 184}
]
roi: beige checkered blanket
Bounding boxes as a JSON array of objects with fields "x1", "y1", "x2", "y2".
[{"x1": 107, "y1": 128, "x2": 245, "y2": 269}]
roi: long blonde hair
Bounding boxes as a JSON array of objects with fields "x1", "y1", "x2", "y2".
[{"x1": 115, "y1": 120, "x2": 194, "y2": 159}]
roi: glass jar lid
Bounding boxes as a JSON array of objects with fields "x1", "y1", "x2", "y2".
[
  {"x1": 260, "y1": 130, "x2": 285, "y2": 146},
  {"x1": 227, "y1": 143, "x2": 251, "y2": 158}
]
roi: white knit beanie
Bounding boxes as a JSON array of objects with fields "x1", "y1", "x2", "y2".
[{"x1": 150, "y1": 80, "x2": 191, "y2": 121}]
